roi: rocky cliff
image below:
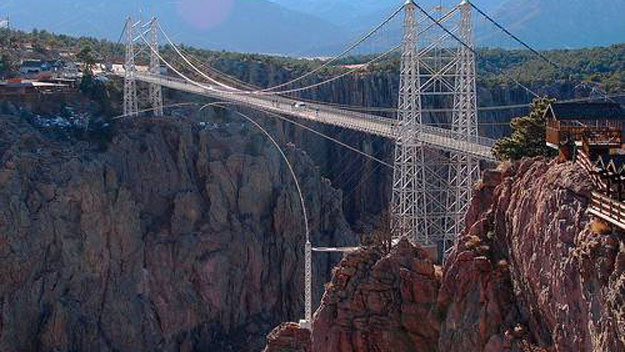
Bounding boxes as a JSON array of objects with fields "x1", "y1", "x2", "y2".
[
  {"x1": 0, "y1": 111, "x2": 355, "y2": 351},
  {"x1": 266, "y1": 158, "x2": 625, "y2": 352}
]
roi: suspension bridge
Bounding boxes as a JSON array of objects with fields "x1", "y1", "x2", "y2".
[{"x1": 112, "y1": 0, "x2": 588, "y2": 328}]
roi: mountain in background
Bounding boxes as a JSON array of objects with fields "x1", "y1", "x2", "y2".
[
  {"x1": 490, "y1": 0, "x2": 625, "y2": 48},
  {"x1": 0, "y1": 0, "x2": 347, "y2": 56},
  {"x1": 271, "y1": 0, "x2": 625, "y2": 50},
  {"x1": 1, "y1": 0, "x2": 624, "y2": 56}
]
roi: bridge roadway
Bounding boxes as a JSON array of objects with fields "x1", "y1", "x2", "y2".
[{"x1": 131, "y1": 73, "x2": 497, "y2": 161}]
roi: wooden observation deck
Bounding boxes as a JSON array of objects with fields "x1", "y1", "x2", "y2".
[
  {"x1": 550, "y1": 102, "x2": 625, "y2": 231},
  {"x1": 545, "y1": 102, "x2": 625, "y2": 152}
]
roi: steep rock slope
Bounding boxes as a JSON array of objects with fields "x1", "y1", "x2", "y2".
[
  {"x1": 264, "y1": 239, "x2": 441, "y2": 352},
  {"x1": 445, "y1": 159, "x2": 625, "y2": 351},
  {"x1": 265, "y1": 158, "x2": 625, "y2": 351},
  {"x1": 0, "y1": 113, "x2": 354, "y2": 351}
]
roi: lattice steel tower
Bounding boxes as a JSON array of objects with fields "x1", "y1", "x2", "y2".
[
  {"x1": 123, "y1": 16, "x2": 163, "y2": 117},
  {"x1": 392, "y1": 0, "x2": 480, "y2": 253},
  {"x1": 148, "y1": 17, "x2": 164, "y2": 117},
  {"x1": 446, "y1": 0, "x2": 480, "y2": 253},
  {"x1": 123, "y1": 16, "x2": 138, "y2": 117},
  {"x1": 391, "y1": 0, "x2": 427, "y2": 243}
]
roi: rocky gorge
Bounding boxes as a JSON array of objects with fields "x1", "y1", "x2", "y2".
[
  {"x1": 2, "y1": 47, "x2": 625, "y2": 352},
  {"x1": 266, "y1": 158, "x2": 625, "y2": 351},
  {"x1": 0, "y1": 110, "x2": 355, "y2": 351}
]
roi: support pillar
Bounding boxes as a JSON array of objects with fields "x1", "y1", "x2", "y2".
[
  {"x1": 445, "y1": 0, "x2": 480, "y2": 254},
  {"x1": 391, "y1": 0, "x2": 429, "y2": 244},
  {"x1": 148, "y1": 17, "x2": 163, "y2": 117},
  {"x1": 123, "y1": 16, "x2": 138, "y2": 117}
]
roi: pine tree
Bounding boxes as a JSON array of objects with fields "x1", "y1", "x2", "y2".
[{"x1": 492, "y1": 97, "x2": 558, "y2": 161}]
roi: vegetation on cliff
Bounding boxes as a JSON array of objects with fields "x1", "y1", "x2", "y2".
[{"x1": 492, "y1": 97, "x2": 558, "y2": 161}]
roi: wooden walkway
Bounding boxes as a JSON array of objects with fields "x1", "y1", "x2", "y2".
[
  {"x1": 576, "y1": 150, "x2": 625, "y2": 231},
  {"x1": 588, "y1": 191, "x2": 625, "y2": 230}
]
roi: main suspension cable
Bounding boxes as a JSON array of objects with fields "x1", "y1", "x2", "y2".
[
  {"x1": 158, "y1": 22, "x2": 240, "y2": 91},
  {"x1": 412, "y1": 1, "x2": 540, "y2": 98},
  {"x1": 258, "y1": 4, "x2": 406, "y2": 93},
  {"x1": 254, "y1": 7, "x2": 461, "y2": 96},
  {"x1": 468, "y1": 1, "x2": 561, "y2": 69}
]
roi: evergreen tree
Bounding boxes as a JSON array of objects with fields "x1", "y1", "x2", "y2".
[
  {"x1": 76, "y1": 45, "x2": 96, "y2": 75},
  {"x1": 492, "y1": 97, "x2": 558, "y2": 161}
]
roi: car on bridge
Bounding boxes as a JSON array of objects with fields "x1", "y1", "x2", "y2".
[{"x1": 293, "y1": 101, "x2": 306, "y2": 109}]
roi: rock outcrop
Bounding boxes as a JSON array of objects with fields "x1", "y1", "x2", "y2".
[
  {"x1": 267, "y1": 158, "x2": 625, "y2": 352},
  {"x1": 0, "y1": 113, "x2": 354, "y2": 351},
  {"x1": 312, "y1": 239, "x2": 440, "y2": 352},
  {"x1": 265, "y1": 239, "x2": 440, "y2": 352},
  {"x1": 264, "y1": 322, "x2": 311, "y2": 352}
]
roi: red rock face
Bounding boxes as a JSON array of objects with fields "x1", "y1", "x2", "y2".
[
  {"x1": 264, "y1": 322, "x2": 311, "y2": 352},
  {"x1": 267, "y1": 158, "x2": 625, "y2": 352},
  {"x1": 444, "y1": 158, "x2": 625, "y2": 352},
  {"x1": 311, "y1": 239, "x2": 440, "y2": 352},
  {"x1": 0, "y1": 115, "x2": 353, "y2": 351}
]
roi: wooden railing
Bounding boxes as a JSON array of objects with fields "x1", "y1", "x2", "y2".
[
  {"x1": 589, "y1": 191, "x2": 625, "y2": 230},
  {"x1": 576, "y1": 150, "x2": 608, "y2": 191},
  {"x1": 576, "y1": 149, "x2": 625, "y2": 231}
]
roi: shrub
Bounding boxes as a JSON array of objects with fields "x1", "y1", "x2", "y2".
[
  {"x1": 590, "y1": 219, "x2": 611, "y2": 235},
  {"x1": 464, "y1": 235, "x2": 482, "y2": 250}
]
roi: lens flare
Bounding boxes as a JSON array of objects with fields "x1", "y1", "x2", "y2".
[{"x1": 176, "y1": 0, "x2": 235, "y2": 30}]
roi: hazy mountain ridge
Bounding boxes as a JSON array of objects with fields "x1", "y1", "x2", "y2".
[
  {"x1": 1, "y1": 0, "x2": 624, "y2": 56},
  {"x1": 0, "y1": 0, "x2": 347, "y2": 55},
  {"x1": 491, "y1": 0, "x2": 625, "y2": 48},
  {"x1": 271, "y1": 0, "x2": 625, "y2": 50}
]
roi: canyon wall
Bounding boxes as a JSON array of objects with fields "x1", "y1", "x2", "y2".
[
  {"x1": 266, "y1": 158, "x2": 625, "y2": 352},
  {"x1": 0, "y1": 112, "x2": 354, "y2": 351}
]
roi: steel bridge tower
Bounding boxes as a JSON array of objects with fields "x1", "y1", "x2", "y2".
[
  {"x1": 446, "y1": 0, "x2": 480, "y2": 253},
  {"x1": 391, "y1": 0, "x2": 426, "y2": 243},
  {"x1": 123, "y1": 16, "x2": 138, "y2": 117},
  {"x1": 392, "y1": 0, "x2": 480, "y2": 254},
  {"x1": 123, "y1": 16, "x2": 164, "y2": 117},
  {"x1": 148, "y1": 18, "x2": 164, "y2": 117}
]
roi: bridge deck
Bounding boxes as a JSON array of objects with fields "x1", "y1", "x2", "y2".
[{"x1": 131, "y1": 73, "x2": 496, "y2": 161}]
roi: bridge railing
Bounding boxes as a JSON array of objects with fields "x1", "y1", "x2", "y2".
[
  {"x1": 262, "y1": 93, "x2": 497, "y2": 149},
  {"x1": 134, "y1": 73, "x2": 496, "y2": 158},
  {"x1": 419, "y1": 124, "x2": 495, "y2": 147}
]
